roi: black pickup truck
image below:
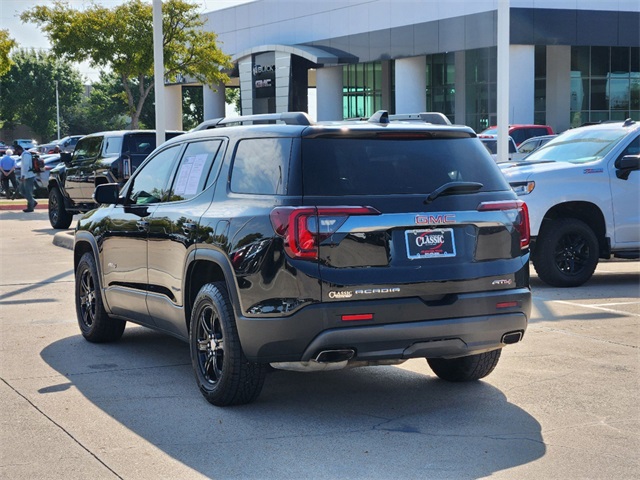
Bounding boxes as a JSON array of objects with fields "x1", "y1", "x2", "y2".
[{"x1": 48, "y1": 130, "x2": 183, "y2": 228}]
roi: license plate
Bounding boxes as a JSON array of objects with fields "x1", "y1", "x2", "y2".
[{"x1": 405, "y1": 228, "x2": 456, "y2": 259}]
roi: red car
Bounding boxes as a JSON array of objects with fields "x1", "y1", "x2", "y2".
[{"x1": 479, "y1": 124, "x2": 554, "y2": 146}]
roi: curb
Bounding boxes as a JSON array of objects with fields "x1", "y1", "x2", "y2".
[
  {"x1": 0, "y1": 202, "x2": 48, "y2": 211},
  {"x1": 53, "y1": 231, "x2": 74, "y2": 250}
]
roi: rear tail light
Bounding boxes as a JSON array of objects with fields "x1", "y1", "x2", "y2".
[
  {"x1": 477, "y1": 200, "x2": 530, "y2": 249},
  {"x1": 270, "y1": 206, "x2": 380, "y2": 260}
]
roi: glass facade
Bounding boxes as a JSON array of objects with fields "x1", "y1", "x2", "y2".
[
  {"x1": 343, "y1": 62, "x2": 383, "y2": 119},
  {"x1": 570, "y1": 46, "x2": 640, "y2": 127},
  {"x1": 426, "y1": 52, "x2": 455, "y2": 122},
  {"x1": 534, "y1": 46, "x2": 547, "y2": 126},
  {"x1": 465, "y1": 47, "x2": 497, "y2": 132}
]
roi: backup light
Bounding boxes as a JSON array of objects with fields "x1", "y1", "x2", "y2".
[{"x1": 477, "y1": 200, "x2": 530, "y2": 249}]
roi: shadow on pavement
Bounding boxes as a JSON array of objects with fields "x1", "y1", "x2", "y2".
[{"x1": 40, "y1": 327, "x2": 545, "y2": 478}]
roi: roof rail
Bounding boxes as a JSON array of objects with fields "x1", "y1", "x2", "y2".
[
  {"x1": 389, "y1": 112, "x2": 452, "y2": 125},
  {"x1": 192, "y1": 112, "x2": 313, "y2": 131}
]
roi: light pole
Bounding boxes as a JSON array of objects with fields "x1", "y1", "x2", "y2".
[{"x1": 55, "y1": 80, "x2": 61, "y2": 140}]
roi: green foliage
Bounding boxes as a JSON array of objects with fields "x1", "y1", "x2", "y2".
[
  {"x1": 0, "y1": 49, "x2": 83, "y2": 139},
  {"x1": 22, "y1": 0, "x2": 232, "y2": 130},
  {"x1": 0, "y1": 29, "x2": 17, "y2": 77}
]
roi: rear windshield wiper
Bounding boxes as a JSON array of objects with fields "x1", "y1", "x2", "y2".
[{"x1": 424, "y1": 181, "x2": 484, "y2": 205}]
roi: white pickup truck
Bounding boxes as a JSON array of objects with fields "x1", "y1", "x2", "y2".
[{"x1": 501, "y1": 119, "x2": 639, "y2": 287}]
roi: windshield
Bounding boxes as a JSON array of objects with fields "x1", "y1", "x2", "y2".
[{"x1": 524, "y1": 128, "x2": 628, "y2": 164}]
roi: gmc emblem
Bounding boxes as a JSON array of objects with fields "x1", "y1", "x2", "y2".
[{"x1": 416, "y1": 214, "x2": 455, "y2": 224}]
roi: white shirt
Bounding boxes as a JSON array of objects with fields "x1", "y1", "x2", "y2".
[{"x1": 19, "y1": 151, "x2": 35, "y2": 179}]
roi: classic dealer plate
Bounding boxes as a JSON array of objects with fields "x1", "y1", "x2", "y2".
[{"x1": 405, "y1": 228, "x2": 456, "y2": 259}]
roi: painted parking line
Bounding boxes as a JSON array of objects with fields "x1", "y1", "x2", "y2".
[{"x1": 552, "y1": 300, "x2": 640, "y2": 317}]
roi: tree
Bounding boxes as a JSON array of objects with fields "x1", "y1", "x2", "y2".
[
  {"x1": 0, "y1": 29, "x2": 16, "y2": 77},
  {"x1": 22, "y1": 0, "x2": 232, "y2": 129},
  {"x1": 0, "y1": 49, "x2": 83, "y2": 139}
]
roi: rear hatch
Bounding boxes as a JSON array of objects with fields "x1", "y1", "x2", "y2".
[{"x1": 294, "y1": 128, "x2": 529, "y2": 302}]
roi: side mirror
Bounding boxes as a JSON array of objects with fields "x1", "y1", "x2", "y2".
[
  {"x1": 93, "y1": 183, "x2": 121, "y2": 205},
  {"x1": 615, "y1": 154, "x2": 640, "y2": 180},
  {"x1": 60, "y1": 152, "x2": 72, "y2": 164}
]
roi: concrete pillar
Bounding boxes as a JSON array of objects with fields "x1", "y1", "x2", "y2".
[
  {"x1": 394, "y1": 56, "x2": 426, "y2": 114},
  {"x1": 316, "y1": 66, "x2": 343, "y2": 121},
  {"x1": 546, "y1": 45, "x2": 571, "y2": 133},
  {"x1": 454, "y1": 51, "x2": 466, "y2": 125},
  {"x1": 509, "y1": 45, "x2": 535, "y2": 124},
  {"x1": 275, "y1": 52, "x2": 291, "y2": 113},
  {"x1": 203, "y1": 83, "x2": 226, "y2": 120},
  {"x1": 165, "y1": 84, "x2": 183, "y2": 131},
  {"x1": 238, "y1": 56, "x2": 253, "y2": 115}
]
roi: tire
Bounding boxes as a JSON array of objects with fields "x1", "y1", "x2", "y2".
[
  {"x1": 427, "y1": 349, "x2": 502, "y2": 382},
  {"x1": 532, "y1": 218, "x2": 599, "y2": 287},
  {"x1": 75, "y1": 252, "x2": 126, "y2": 343},
  {"x1": 190, "y1": 282, "x2": 266, "y2": 406},
  {"x1": 49, "y1": 187, "x2": 73, "y2": 229}
]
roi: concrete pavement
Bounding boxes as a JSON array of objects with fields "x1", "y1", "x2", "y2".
[{"x1": 1, "y1": 211, "x2": 638, "y2": 479}]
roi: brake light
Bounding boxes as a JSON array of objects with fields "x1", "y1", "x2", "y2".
[
  {"x1": 270, "y1": 206, "x2": 380, "y2": 260},
  {"x1": 477, "y1": 200, "x2": 530, "y2": 249}
]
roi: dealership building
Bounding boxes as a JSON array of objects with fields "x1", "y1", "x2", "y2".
[{"x1": 182, "y1": 0, "x2": 640, "y2": 134}]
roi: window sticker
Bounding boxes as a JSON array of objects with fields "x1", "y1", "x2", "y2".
[{"x1": 174, "y1": 154, "x2": 208, "y2": 196}]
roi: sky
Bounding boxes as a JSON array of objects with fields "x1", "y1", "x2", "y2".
[{"x1": 0, "y1": 0, "x2": 254, "y2": 82}]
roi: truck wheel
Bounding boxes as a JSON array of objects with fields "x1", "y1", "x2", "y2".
[
  {"x1": 190, "y1": 282, "x2": 266, "y2": 406},
  {"x1": 76, "y1": 252, "x2": 126, "y2": 343},
  {"x1": 533, "y1": 218, "x2": 598, "y2": 287},
  {"x1": 49, "y1": 187, "x2": 73, "y2": 229},
  {"x1": 427, "y1": 350, "x2": 501, "y2": 382}
]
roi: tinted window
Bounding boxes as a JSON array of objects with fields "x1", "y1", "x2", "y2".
[
  {"x1": 167, "y1": 140, "x2": 223, "y2": 202},
  {"x1": 127, "y1": 134, "x2": 156, "y2": 155},
  {"x1": 128, "y1": 145, "x2": 180, "y2": 205},
  {"x1": 302, "y1": 136, "x2": 509, "y2": 196},
  {"x1": 230, "y1": 138, "x2": 291, "y2": 194},
  {"x1": 73, "y1": 137, "x2": 102, "y2": 161},
  {"x1": 510, "y1": 129, "x2": 527, "y2": 145}
]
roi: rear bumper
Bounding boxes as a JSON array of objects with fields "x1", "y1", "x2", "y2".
[{"x1": 236, "y1": 288, "x2": 531, "y2": 363}]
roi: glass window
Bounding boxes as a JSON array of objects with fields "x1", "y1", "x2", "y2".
[
  {"x1": 611, "y1": 47, "x2": 630, "y2": 74},
  {"x1": 230, "y1": 138, "x2": 291, "y2": 195},
  {"x1": 103, "y1": 137, "x2": 123, "y2": 155},
  {"x1": 168, "y1": 140, "x2": 223, "y2": 202},
  {"x1": 127, "y1": 134, "x2": 157, "y2": 155},
  {"x1": 525, "y1": 129, "x2": 628, "y2": 164},
  {"x1": 302, "y1": 135, "x2": 509, "y2": 196},
  {"x1": 73, "y1": 136, "x2": 102, "y2": 161},
  {"x1": 128, "y1": 145, "x2": 181, "y2": 205},
  {"x1": 591, "y1": 47, "x2": 610, "y2": 77}
]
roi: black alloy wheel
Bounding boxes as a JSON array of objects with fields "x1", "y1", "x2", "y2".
[
  {"x1": 195, "y1": 303, "x2": 225, "y2": 386},
  {"x1": 189, "y1": 282, "x2": 266, "y2": 406},
  {"x1": 533, "y1": 218, "x2": 599, "y2": 287},
  {"x1": 49, "y1": 187, "x2": 73, "y2": 229},
  {"x1": 75, "y1": 252, "x2": 126, "y2": 342}
]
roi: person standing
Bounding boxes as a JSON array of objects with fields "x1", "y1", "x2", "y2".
[
  {"x1": 14, "y1": 145, "x2": 37, "y2": 212},
  {"x1": 0, "y1": 148, "x2": 18, "y2": 199}
]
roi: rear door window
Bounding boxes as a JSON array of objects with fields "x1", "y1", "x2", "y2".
[
  {"x1": 302, "y1": 135, "x2": 509, "y2": 196},
  {"x1": 167, "y1": 139, "x2": 224, "y2": 201}
]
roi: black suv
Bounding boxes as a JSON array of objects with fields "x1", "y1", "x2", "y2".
[
  {"x1": 48, "y1": 129, "x2": 183, "y2": 229},
  {"x1": 74, "y1": 111, "x2": 531, "y2": 406}
]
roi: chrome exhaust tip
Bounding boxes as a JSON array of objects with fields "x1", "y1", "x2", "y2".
[
  {"x1": 501, "y1": 331, "x2": 524, "y2": 345},
  {"x1": 315, "y1": 349, "x2": 355, "y2": 363}
]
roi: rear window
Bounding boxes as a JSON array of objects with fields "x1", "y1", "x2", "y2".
[{"x1": 302, "y1": 136, "x2": 509, "y2": 196}]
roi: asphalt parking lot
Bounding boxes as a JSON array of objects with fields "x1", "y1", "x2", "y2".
[{"x1": 1, "y1": 210, "x2": 638, "y2": 479}]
